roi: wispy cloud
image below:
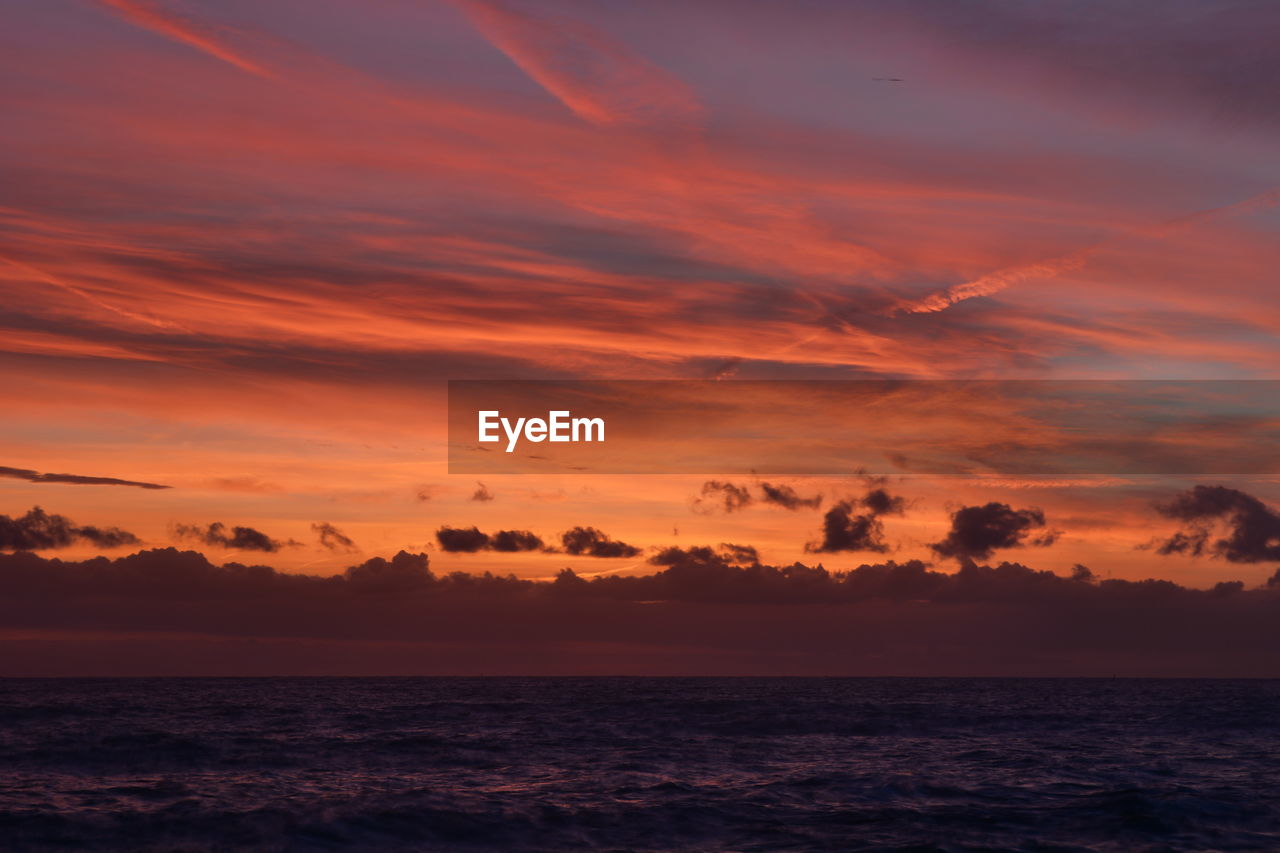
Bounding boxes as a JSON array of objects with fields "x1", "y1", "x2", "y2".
[
  {"x1": 95, "y1": 0, "x2": 275, "y2": 79},
  {"x1": 451, "y1": 0, "x2": 700, "y2": 126}
]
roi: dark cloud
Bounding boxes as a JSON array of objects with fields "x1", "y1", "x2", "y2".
[
  {"x1": 694, "y1": 480, "x2": 754, "y2": 513},
  {"x1": 930, "y1": 502, "x2": 1055, "y2": 561},
  {"x1": 0, "y1": 545, "x2": 1266, "y2": 609},
  {"x1": 471, "y1": 482, "x2": 495, "y2": 502},
  {"x1": 0, "y1": 465, "x2": 171, "y2": 490},
  {"x1": 434, "y1": 523, "x2": 636, "y2": 556},
  {"x1": 435, "y1": 526, "x2": 545, "y2": 553},
  {"x1": 1070, "y1": 564, "x2": 1095, "y2": 583},
  {"x1": 1153, "y1": 486, "x2": 1280, "y2": 563},
  {"x1": 343, "y1": 551, "x2": 432, "y2": 594},
  {"x1": 805, "y1": 485, "x2": 905, "y2": 553},
  {"x1": 694, "y1": 480, "x2": 822, "y2": 513},
  {"x1": 312, "y1": 522, "x2": 357, "y2": 552},
  {"x1": 435, "y1": 526, "x2": 490, "y2": 553},
  {"x1": 861, "y1": 487, "x2": 906, "y2": 516},
  {"x1": 0, "y1": 507, "x2": 140, "y2": 551},
  {"x1": 430, "y1": 521, "x2": 650, "y2": 558},
  {"x1": 807, "y1": 502, "x2": 890, "y2": 554},
  {"x1": 72, "y1": 525, "x2": 141, "y2": 549},
  {"x1": 759, "y1": 482, "x2": 822, "y2": 510},
  {"x1": 489, "y1": 529, "x2": 545, "y2": 552},
  {"x1": 718, "y1": 542, "x2": 761, "y2": 566},
  {"x1": 663, "y1": 549, "x2": 1264, "y2": 614},
  {"x1": 650, "y1": 543, "x2": 759, "y2": 568},
  {"x1": 550, "y1": 545, "x2": 1264, "y2": 610},
  {"x1": 173, "y1": 522, "x2": 289, "y2": 553},
  {"x1": 561, "y1": 526, "x2": 642, "y2": 558},
  {"x1": 1156, "y1": 529, "x2": 1210, "y2": 557}
]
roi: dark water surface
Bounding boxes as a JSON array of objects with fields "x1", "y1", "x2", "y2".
[{"x1": 1, "y1": 678, "x2": 1277, "y2": 851}]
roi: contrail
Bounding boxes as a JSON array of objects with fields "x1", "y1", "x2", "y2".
[
  {"x1": 95, "y1": 0, "x2": 275, "y2": 79},
  {"x1": 0, "y1": 253, "x2": 184, "y2": 331},
  {"x1": 895, "y1": 185, "x2": 1280, "y2": 315}
]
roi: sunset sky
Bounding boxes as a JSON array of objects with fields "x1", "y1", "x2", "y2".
[{"x1": 3, "y1": 0, "x2": 1280, "y2": 666}]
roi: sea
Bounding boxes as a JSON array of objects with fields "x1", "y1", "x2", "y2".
[{"x1": 1, "y1": 678, "x2": 1277, "y2": 851}]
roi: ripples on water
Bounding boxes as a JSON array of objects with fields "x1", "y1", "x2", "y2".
[{"x1": 1, "y1": 677, "x2": 1277, "y2": 851}]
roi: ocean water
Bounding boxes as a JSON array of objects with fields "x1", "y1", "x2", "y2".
[{"x1": 1, "y1": 678, "x2": 1277, "y2": 851}]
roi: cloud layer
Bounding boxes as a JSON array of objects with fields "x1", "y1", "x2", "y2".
[{"x1": 1, "y1": 545, "x2": 1278, "y2": 675}]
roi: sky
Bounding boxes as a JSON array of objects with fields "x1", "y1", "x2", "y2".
[{"x1": 1, "y1": 0, "x2": 1279, "y2": 674}]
